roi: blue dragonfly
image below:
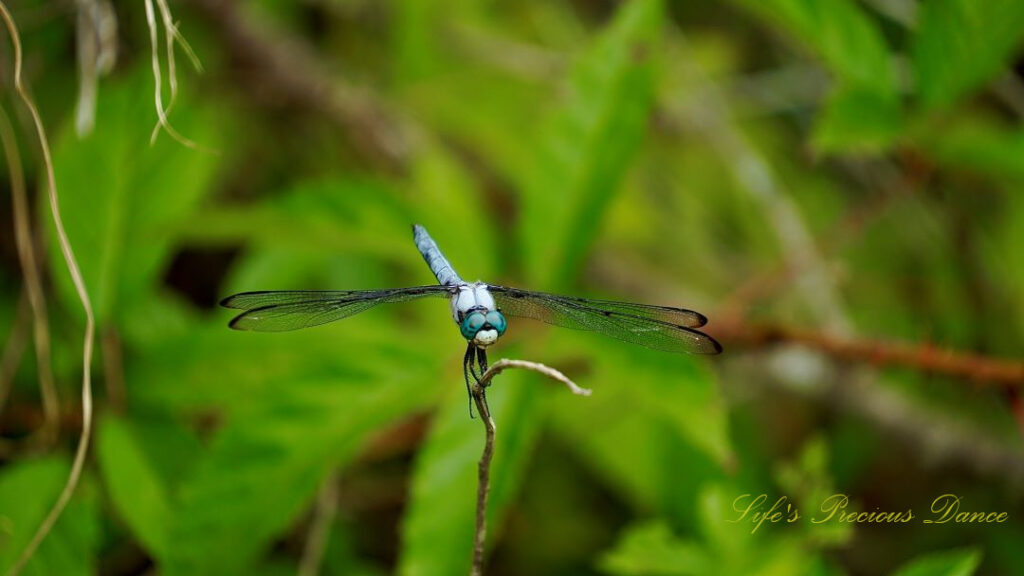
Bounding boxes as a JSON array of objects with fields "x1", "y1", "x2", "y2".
[{"x1": 221, "y1": 225, "x2": 721, "y2": 414}]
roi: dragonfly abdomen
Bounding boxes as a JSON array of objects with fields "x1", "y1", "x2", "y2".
[{"x1": 413, "y1": 224, "x2": 463, "y2": 287}]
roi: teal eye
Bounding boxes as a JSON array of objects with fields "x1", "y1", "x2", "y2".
[
  {"x1": 486, "y1": 310, "x2": 507, "y2": 335},
  {"x1": 460, "y1": 312, "x2": 486, "y2": 340}
]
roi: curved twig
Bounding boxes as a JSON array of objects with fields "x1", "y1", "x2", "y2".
[
  {"x1": 469, "y1": 359, "x2": 590, "y2": 576},
  {"x1": 144, "y1": 0, "x2": 197, "y2": 147},
  {"x1": 476, "y1": 360, "x2": 593, "y2": 396}
]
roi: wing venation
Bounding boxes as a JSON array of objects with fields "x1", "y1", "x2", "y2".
[
  {"x1": 488, "y1": 285, "x2": 721, "y2": 354},
  {"x1": 220, "y1": 285, "x2": 452, "y2": 332}
]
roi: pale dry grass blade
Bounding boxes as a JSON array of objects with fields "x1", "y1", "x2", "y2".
[
  {"x1": 298, "y1": 472, "x2": 339, "y2": 576},
  {"x1": 0, "y1": 3, "x2": 96, "y2": 574},
  {"x1": 144, "y1": 0, "x2": 193, "y2": 146},
  {"x1": 74, "y1": 0, "x2": 118, "y2": 136}
]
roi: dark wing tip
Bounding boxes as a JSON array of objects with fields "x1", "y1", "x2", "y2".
[
  {"x1": 705, "y1": 334, "x2": 723, "y2": 354},
  {"x1": 692, "y1": 310, "x2": 709, "y2": 328},
  {"x1": 220, "y1": 291, "x2": 274, "y2": 309},
  {"x1": 227, "y1": 313, "x2": 248, "y2": 330},
  {"x1": 226, "y1": 305, "x2": 274, "y2": 331}
]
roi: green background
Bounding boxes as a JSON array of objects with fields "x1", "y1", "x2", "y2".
[{"x1": 1, "y1": 0, "x2": 1022, "y2": 574}]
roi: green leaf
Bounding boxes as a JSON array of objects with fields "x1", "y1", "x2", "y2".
[
  {"x1": 627, "y1": 354, "x2": 731, "y2": 468},
  {"x1": 45, "y1": 67, "x2": 223, "y2": 324},
  {"x1": 398, "y1": 376, "x2": 543, "y2": 576},
  {"x1": 599, "y1": 485, "x2": 836, "y2": 576},
  {"x1": 734, "y1": 0, "x2": 895, "y2": 94},
  {"x1": 520, "y1": 0, "x2": 663, "y2": 289},
  {"x1": 392, "y1": 0, "x2": 443, "y2": 83},
  {"x1": 181, "y1": 173, "x2": 498, "y2": 289},
  {"x1": 812, "y1": 84, "x2": 902, "y2": 154},
  {"x1": 913, "y1": 0, "x2": 1024, "y2": 109},
  {"x1": 694, "y1": 485, "x2": 827, "y2": 576},
  {"x1": 558, "y1": 342, "x2": 730, "y2": 468},
  {"x1": 96, "y1": 414, "x2": 173, "y2": 559},
  {"x1": 0, "y1": 457, "x2": 99, "y2": 576},
  {"x1": 892, "y1": 548, "x2": 983, "y2": 576},
  {"x1": 163, "y1": 366, "x2": 440, "y2": 575},
  {"x1": 734, "y1": 0, "x2": 900, "y2": 153},
  {"x1": 524, "y1": 332, "x2": 729, "y2": 530},
  {"x1": 913, "y1": 115, "x2": 1024, "y2": 181},
  {"x1": 551, "y1": 388, "x2": 681, "y2": 513},
  {"x1": 772, "y1": 436, "x2": 851, "y2": 547},
  {"x1": 599, "y1": 520, "x2": 712, "y2": 576},
  {"x1": 179, "y1": 179, "x2": 412, "y2": 258}
]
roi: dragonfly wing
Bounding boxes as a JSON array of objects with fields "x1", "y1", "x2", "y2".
[
  {"x1": 488, "y1": 286, "x2": 721, "y2": 354},
  {"x1": 221, "y1": 285, "x2": 452, "y2": 332}
]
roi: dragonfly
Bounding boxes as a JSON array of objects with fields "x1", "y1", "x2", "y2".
[{"x1": 221, "y1": 225, "x2": 722, "y2": 415}]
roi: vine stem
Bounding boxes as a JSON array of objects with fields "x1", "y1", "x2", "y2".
[{"x1": 469, "y1": 359, "x2": 591, "y2": 576}]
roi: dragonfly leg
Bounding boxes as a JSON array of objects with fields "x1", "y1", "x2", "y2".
[
  {"x1": 463, "y1": 342, "x2": 476, "y2": 419},
  {"x1": 475, "y1": 347, "x2": 489, "y2": 386}
]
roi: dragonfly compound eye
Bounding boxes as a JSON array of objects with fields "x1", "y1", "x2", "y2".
[
  {"x1": 485, "y1": 310, "x2": 507, "y2": 335},
  {"x1": 460, "y1": 311, "x2": 486, "y2": 340}
]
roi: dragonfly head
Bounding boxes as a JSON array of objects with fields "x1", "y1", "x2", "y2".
[{"x1": 460, "y1": 308, "x2": 507, "y2": 347}]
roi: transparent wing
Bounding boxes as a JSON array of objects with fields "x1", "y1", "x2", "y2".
[
  {"x1": 488, "y1": 285, "x2": 721, "y2": 354},
  {"x1": 220, "y1": 285, "x2": 452, "y2": 332}
]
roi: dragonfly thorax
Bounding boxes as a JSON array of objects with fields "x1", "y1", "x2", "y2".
[
  {"x1": 451, "y1": 283, "x2": 496, "y2": 322},
  {"x1": 453, "y1": 283, "x2": 506, "y2": 347}
]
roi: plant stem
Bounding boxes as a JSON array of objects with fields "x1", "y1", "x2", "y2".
[
  {"x1": 470, "y1": 387, "x2": 494, "y2": 576},
  {"x1": 468, "y1": 359, "x2": 590, "y2": 576}
]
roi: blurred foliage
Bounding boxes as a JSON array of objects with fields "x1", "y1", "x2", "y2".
[{"x1": 1, "y1": 0, "x2": 1023, "y2": 574}]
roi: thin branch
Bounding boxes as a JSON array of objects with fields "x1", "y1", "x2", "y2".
[
  {"x1": 1009, "y1": 389, "x2": 1024, "y2": 440},
  {"x1": 0, "y1": 3, "x2": 96, "y2": 574},
  {"x1": 716, "y1": 323, "x2": 1024, "y2": 388},
  {"x1": 298, "y1": 471, "x2": 339, "y2": 576},
  {"x1": 470, "y1": 388, "x2": 495, "y2": 576},
  {"x1": 0, "y1": 103, "x2": 58, "y2": 444},
  {"x1": 469, "y1": 359, "x2": 590, "y2": 576},
  {"x1": 477, "y1": 359, "x2": 592, "y2": 396}
]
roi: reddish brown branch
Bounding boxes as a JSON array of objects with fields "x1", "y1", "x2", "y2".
[
  {"x1": 715, "y1": 323, "x2": 1024, "y2": 388},
  {"x1": 1008, "y1": 389, "x2": 1024, "y2": 439}
]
